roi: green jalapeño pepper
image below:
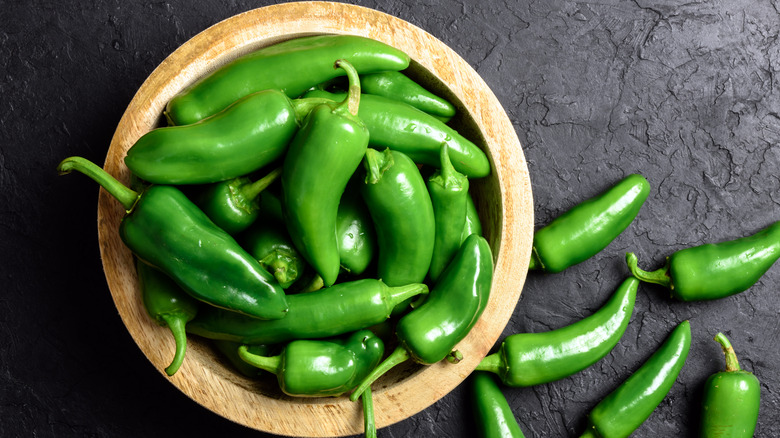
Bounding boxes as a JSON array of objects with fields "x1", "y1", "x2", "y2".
[
  {"x1": 626, "y1": 220, "x2": 780, "y2": 301},
  {"x1": 529, "y1": 174, "x2": 650, "y2": 273},
  {"x1": 193, "y1": 166, "x2": 282, "y2": 235},
  {"x1": 304, "y1": 89, "x2": 490, "y2": 178},
  {"x1": 281, "y1": 59, "x2": 369, "y2": 288},
  {"x1": 237, "y1": 329, "x2": 384, "y2": 397},
  {"x1": 359, "y1": 71, "x2": 457, "y2": 120},
  {"x1": 350, "y1": 234, "x2": 493, "y2": 401},
  {"x1": 462, "y1": 193, "x2": 483, "y2": 242},
  {"x1": 125, "y1": 90, "x2": 330, "y2": 185},
  {"x1": 470, "y1": 371, "x2": 526, "y2": 438},
  {"x1": 165, "y1": 34, "x2": 410, "y2": 125},
  {"x1": 476, "y1": 277, "x2": 638, "y2": 387},
  {"x1": 361, "y1": 148, "x2": 435, "y2": 288},
  {"x1": 58, "y1": 157, "x2": 288, "y2": 320},
  {"x1": 427, "y1": 144, "x2": 469, "y2": 282},
  {"x1": 186, "y1": 279, "x2": 428, "y2": 345},
  {"x1": 239, "y1": 216, "x2": 306, "y2": 290},
  {"x1": 337, "y1": 178, "x2": 377, "y2": 276},
  {"x1": 700, "y1": 332, "x2": 760, "y2": 438},
  {"x1": 580, "y1": 320, "x2": 691, "y2": 438},
  {"x1": 136, "y1": 260, "x2": 198, "y2": 376}
]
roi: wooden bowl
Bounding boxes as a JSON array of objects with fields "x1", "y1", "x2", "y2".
[{"x1": 97, "y1": 2, "x2": 533, "y2": 436}]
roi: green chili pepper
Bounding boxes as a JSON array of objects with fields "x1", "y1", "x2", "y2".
[
  {"x1": 626, "y1": 220, "x2": 780, "y2": 301},
  {"x1": 359, "y1": 71, "x2": 456, "y2": 120},
  {"x1": 462, "y1": 193, "x2": 483, "y2": 242},
  {"x1": 470, "y1": 371, "x2": 526, "y2": 438},
  {"x1": 193, "y1": 166, "x2": 282, "y2": 235},
  {"x1": 281, "y1": 59, "x2": 369, "y2": 288},
  {"x1": 186, "y1": 279, "x2": 428, "y2": 345},
  {"x1": 239, "y1": 215, "x2": 305, "y2": 290},
  {"x1": 212, "y1": 340, "x2": 271, "y2": 378},
  {"x1": 427, "y1": 144, "x2": 469, "y2": 282},
  {"x1": 337, "y1": 178, "x2": 377, "y2": 276},
  {"x1": 529, "y1": 174, "x2": 650, "y2": 273},
  {"x1": 700, "y1": 332, "x2": 760, "y2": 438},
  {"x1": 304, "y1": 89, "x2": 490, "y2": 178},
  {"x1": 580, "y1": 320, "x2": 691, "y2": 438},
  {"x1": 165, "y1": 34, "x2": 410, "y2": 126},
  {"x1": 350, "y1": 234, "x2": 493, "y2": 401},
  {"x1": 135, "y1": 260, "x2": 198, "y2": 376},
  {"x1": 126, "y1": 90, "x2": 330, "y2": 185},
  {"x1": 361, "y1": 148, "x2": 435, "y2": 289},
  {"x1": 237, "y1": 329, "x2": 384, "y2": 397},
  {"x1": 476, "y1": 277, "x2": 638, "y2": 387},
  {"x1": 58, "y1": 157, "x2": 288, "y2": 320}
]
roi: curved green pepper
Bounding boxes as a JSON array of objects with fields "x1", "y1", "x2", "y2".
[
  {"x1": 238, "y1": 329, "x2": 384, "y2": 397},
  {"x1": 186, "y1": 278, "x2": 428, "y2": 345},
  {"x1": 304, "y1": 89, "x2": 490, "y2": 178},
  {"x1": 58, "y1": 157, "x2": 288, "y2": 320},
  {"x1": 529, "y1": 174, "x2": 650, "y2": 273},
  {"x1": 126, "y1": 90, "x2": 329, "y2": 185},
  {"x1": 462, "y1": 193, "x2": 483, "y2": 242},
  {"x1": 193, "y1": 166, "x2": 281, "y2": 235},
  {"x1": 165, "y1": 34, "x2": 410, "y2": 125},
  {"x1": 136, "y1": 260, "x2": 198, "y2": 376},
  {"x1": 700, "y1": 332, "x2": 760, "y2": 438},
  {"x1": 626, "y1": 220, "x2": 780, "y2": 301},
  {"x1": 427, "y1": 144, "x2": 469, "y2": 282},
  {"x1": 337, "y1": 178, "x2": 377, "y2": 276},
  {"x1": 476, "y1": 277, "x2": 638, "y2": 387},
  {"x1": 580, "y1": 320, "x2": 691, "y2": 438},
  {"x1": 359, "y1": 71, "x2": 456, "y2": 120},
  {"x1": 470, "y1": 371, "x2": 526, "y2": 438},
  {"x1": 360, "y1": 148, "x2": 435, "y2": 288},
  {"x1": 281, "y1": 59, "x2": 369, "y2": 287},
  {"x1": 350, "y1": 234, "x2": 493, "y2": 401}
]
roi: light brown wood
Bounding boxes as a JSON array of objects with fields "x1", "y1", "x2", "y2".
[{"x1": 96, "y1": 2, "x2": 534, "y2": 437}]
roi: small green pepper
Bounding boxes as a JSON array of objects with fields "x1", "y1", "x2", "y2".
[
  {"x1": 470, "y1": 371, "x2": 526, "y2": 438},
  {"x1": 58, "y1": 157, "x2": 288, "y2": 320},
  {"x1": 530, "y1": 174, "x2": 650, "y2": 273},
  {"x1": 700, "y1": 332, "x2": 760, "y2": 438},
  {"x1": 212, "y1": 340, "x2": 271, "y2": 378},
  {"x1": 626, "y1": 220, "x2": 780, "y2": 301},
  {"x1": 350, "y1": 234, "x2": 493, "y2": 401},
  {"x1": 462, "y1": 193, "x2": 483, "y2": 242},
  {"x1": 359, "y1": 71, "x2": 456, "y2": 120},
  {"x1": 239, "y1": 216, "x2": 305, "y2": 290},
  {"x1": 238, "y1": 329, "x2": 384, "y2": 397},
  {"x1": 281, "y1": 59, "x2": 369, "y2": 287},
  {"x1": 337, "y1": 178, "x2": 377, "y2": 276},
  {"x1": 580, "y1": 320, "x2": 691, "y2": 438},
  {"x1": 136, "y1": 260, "x2": 198, "y2": 376},
  {"x1": 476, "y1": 277, "x2": 638, "y2": 387}
]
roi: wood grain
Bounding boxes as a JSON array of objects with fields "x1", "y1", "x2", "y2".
[{"x1": 96, "y1": 2, "x2": 533, "y2": 436}]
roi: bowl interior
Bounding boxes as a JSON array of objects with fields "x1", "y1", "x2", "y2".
[{"x1": 97, "y1": 2, "x2": 533, "y2": 437}]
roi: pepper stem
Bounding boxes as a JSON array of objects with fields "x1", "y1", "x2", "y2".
[
  {"x1": 161, "y1": 314, "x2": 188, "y2": 376},
  {"x1": 714, "y1": 332, "x2": 741, "y2": 372},
  {"x1": 625, "y1": 252, "x2": 672, "y2": 289},
  {"x1": 291, "y1": 97, "x2": 337, "y2": 123},
  {"x1": 387, "y1": 283, "x2": 429, "y2": 309},
  {"x1": 238, "y1": 167, "x2": 282, "y2": 203},
  {"x1": 363, "y1": 148, "x2": 394, "y2": 185},
  {"x1": 334, "y1": 59, "x2": 361, "y2": 116},
  {"x1": 362, "y1": 386, "x2": 377, "y2": 438},
  {"x1": 350, "y1": 346, "x2": 411, "y2": 402},
  {"x1": 528, "y1": 247, "x2": 542, "y2": 271},
  {"x1": 57, "y1": 156, "x2": 139, "y2": 211},
  {"x1": 474, "y1": 351, "x2": 501, "y2": 374},
  {"x1": 237, "y1": 345, "x2": 282, "y2": 375}
]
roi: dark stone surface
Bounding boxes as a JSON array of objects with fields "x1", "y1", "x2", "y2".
[{"x1": 2, "y1": 0, "x2": 779, "y2": 436}]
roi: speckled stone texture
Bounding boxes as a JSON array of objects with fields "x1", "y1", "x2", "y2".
[{"x1": 2, "y1": 1, "x2": 779, "y2": 437}]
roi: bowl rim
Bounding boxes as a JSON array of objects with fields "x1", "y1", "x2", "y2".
[{"x1": 97, "y1": 2, "x2": 534, "y2": 436}]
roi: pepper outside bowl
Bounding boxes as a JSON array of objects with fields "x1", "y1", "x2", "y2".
[{"x1": 97, "y1": 2, "x2": 533, "y2": 437}]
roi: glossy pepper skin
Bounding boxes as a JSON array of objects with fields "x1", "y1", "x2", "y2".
[
  {"x1": 337, "y1": 178, "x2": 377, "y2": 276},
  {"x1": 136, "y1": 260, "x2": 198, "y2": 376},
  {"x1": 580, "y1": 320, "x2": 691, "y2": 438},
  {"x1": 238, "y1": 329, "x2": 384, "y2": 397},
  {"x1": 350, "y1": 234, "x2": 494, "y2": 401},
  {"x1": 186, "y1": 279, "x2": 428, "y2": 345},
  {"x1": 700, "y1": 333, "x2": 760, "y2": 438},
  {"x1": 359, "y1": 71, "x2": 456, "y2": 120},
  {"x1": 470, "y1": 371, "x2": 526, "y2": 438},
  {"x1": 165, "y1": 34, "x2": 411, "y2": 126},
  {"x1": 476, "y1": 277, "x2": 638, "y2": 387},
  {"x1": 529, "y1": 174, "x2": 650, "y2": 273},
  {"x1": 462, "y1": 194, "x2": 483, "y2": 242},
  {"x1": 427, "y1": 144, "x2": 469, "y2": 282},
  {"x1": 305, "y1": 89, "x2": 490, "y2": 178},
  {"x1": 57, "y1": 157, "x2": 288, "y2": 320},
  {"x1": 626, "y1": 220, "x2": 780, "y2": 301},
  {"x1": 239, "y1": 214, "x2": 306, "y2": 290},
  {"x1": 282, "y1": 59, "x2": 369, "y2": 287},
  {"x1": 360, "y1": 148, "x2": 435, "y2": 288},
  {"x1": 125, "y1": 90, "x2": 328, "y2": 185}
]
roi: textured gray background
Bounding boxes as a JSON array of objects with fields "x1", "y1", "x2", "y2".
[{"x1": 2, "y1": 0, "x2": 779, "y2": 436}]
